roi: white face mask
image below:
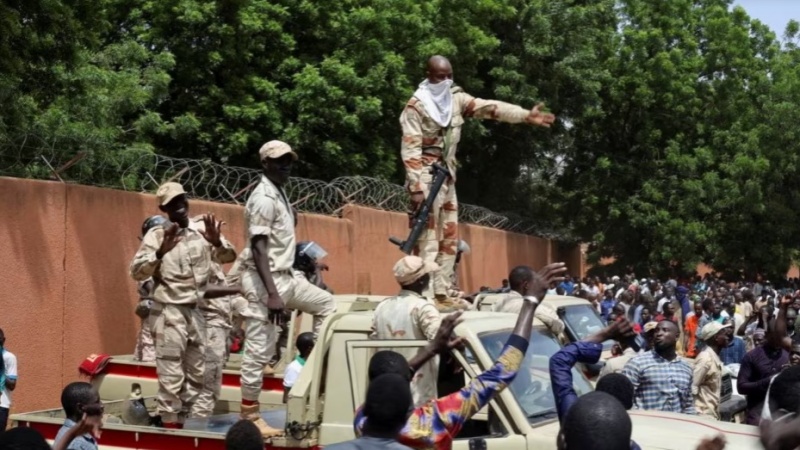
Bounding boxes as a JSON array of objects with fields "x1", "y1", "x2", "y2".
[{"x1": 414, "y1": 79, "x2": 454, "y2": 127}]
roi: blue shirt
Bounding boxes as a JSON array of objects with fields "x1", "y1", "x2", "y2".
[
  {"x1": 600, "y1": 299, "x2": 617, "y2": 321},
  {"x1": 550, "y1": 342, "x2": 642, "y2": 450},
  {"x1": 54, "y1": 419, "x2": 97, "y2": 450},
  {"x1": 720, "y1": 337, "x2": 746, "y2": 365},
  {"x1": 559, "y1": 281, "x2": 575, "y2": 295}
]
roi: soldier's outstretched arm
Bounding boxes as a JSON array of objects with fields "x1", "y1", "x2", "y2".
[{"x1": 459, "y1": 92, "x2": 555, "y2": 127}]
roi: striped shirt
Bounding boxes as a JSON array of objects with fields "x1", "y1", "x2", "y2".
[{"x1": 622, "y1": 350, "x2": 696, "y2": 414}]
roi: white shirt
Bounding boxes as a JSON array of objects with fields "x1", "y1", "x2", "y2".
[
  {"x1": 2, "y1": 350, "x2": 18, "y2": 408},
  {"x1": 283, "y1": 358, "x2": 304, "y2": 389}
]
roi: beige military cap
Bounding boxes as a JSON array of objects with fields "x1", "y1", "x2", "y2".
[
  {"x1": 259, "y1": 140, "x2": 298, "y2": 161},
  {"x1": 393, "y1": 256, "x2": 439, "y2": 285},
  {"x1": 156, "y1": 182, "x2": 186, "y2": 206}
]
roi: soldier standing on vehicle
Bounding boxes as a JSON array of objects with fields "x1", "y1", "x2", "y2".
[
  {"x1": 130, "y1": 182, "x2": 237, "y2": 428},
  {"x1": 238, "y1": 141, "x2": 336, "y2": 437},
  {"x1": 133, "y1": 215, "x2": 168, "y2": 363},
  {"x1": 401, "y1": 55, "x2": 556, "y2": 309},
  {"x1": 371, "y1": 255, "x2": 443, "y2": 406}
]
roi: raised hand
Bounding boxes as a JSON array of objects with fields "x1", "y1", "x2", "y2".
[
  {"x1": 156, "y1": 223, "x2": 182, "y2": 259},
  {"x1": 527, "y1": 262, "x2": 567, "y2": 300},
  {"x1": 525, "y1": 103, "x2": 556, "y2": 128},
  {"x1": 200, "y1": 213, "x2": 224, "y2": 247},
  {"x1": 431, "y1": 311, "x2": 466, "y2": 354},
  {"x1": 604, "y1": 318, "x2": 636, "y2": 342}
]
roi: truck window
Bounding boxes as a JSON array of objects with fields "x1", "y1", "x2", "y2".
[
  {"x1": 560, "y1": 305, "x2": 614, "y2": 351},
  {"x1": 478, "y1": 328, "x2": 594, "y2": 424}
]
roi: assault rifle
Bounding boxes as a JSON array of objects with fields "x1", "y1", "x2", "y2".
[{"x1": 389, "y1": 163, "x2": 450, "y2": 254}]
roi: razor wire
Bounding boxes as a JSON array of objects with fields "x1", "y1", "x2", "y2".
[{"x1": 0, "y1": 137, "x2": 574, "y2": 239}]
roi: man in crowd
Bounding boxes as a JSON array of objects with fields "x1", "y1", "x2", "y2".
[
  {"x1": 330, "y1": 374, "x2": 414, "y2": 450},
  {"x1": 356, "y1": 262, "x2": 566, "y2": 450},
  {"x1": 238, "y1": 141, "x2": 336, "y2": 436},
  {"x1": 719, "y1": 325, "x2": 746, "y2": 365},
  {"x1": 683, "y1": 300, "x2": 703, "y2": 358},
  {"x1": 623, "y1": 320, "x2": 696, "y2": 414},
  {"x1": 0, "y1": 328, "x2": 17, "y2": 431},
  {"x1": 599, "y1": 321, "x2": 638, "y2": 377},
  {"x1": 371, "y1": 255, "x2": 443, "y2": 406},
  {"x1": 557, "y1": 392, "x2": 636, "y2": 450},
  {"x1": 600, "y1": 290, "x2": 617, "y2": 322},
  {"x1": 130, "y1": 182, "x2": 237, "y2": 428},
  {"x1": 738, "y1": 303, "x2": 790, "y2": 425},
  {"x1": 400, "y1": 55, "x2": 555, "y2": 307},
  {"x1": 490, "y1": 266, "x2": 565, "y2": 336},
  {"x1": 54, "y1": 382, "x2": 103, "y2": 450},
  {"x1": 132, "y1": 215, "x2": 167, "y2": 363},
  {"x1": 283, "y1": 332, "x2": 315, "y2": 403},
  {"x1": 722, "y1": 299, "x2": 744, "y2": 334},
  {"x1": 692, "y1": 322, "x2": 730, "y2": 419}
]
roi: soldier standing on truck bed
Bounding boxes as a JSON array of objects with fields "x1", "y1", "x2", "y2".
[
  {"x1": 238, "y1": 140, "x2": 336, "y2": 438},
  {"x1": 129, "y1": 182, "x2": 238, "y2": 428},
  {"x1": 133, "y1": 215, "x2": 167, "y2": 363},
  {"x1": 400, "y1": 55, "x2": 556, "y2": 310}
]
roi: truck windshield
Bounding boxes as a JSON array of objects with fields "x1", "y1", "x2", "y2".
[
  {"x1": 478, "y1": 328, "x2": 594, "y2": 424},
  {"x1": 561, "y1": 304, "x2": 614, "y2": 351}
]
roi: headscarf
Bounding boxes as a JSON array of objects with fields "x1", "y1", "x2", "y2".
[{"x1": 413, "y1": 79, "x2": 454, "y2": 127}]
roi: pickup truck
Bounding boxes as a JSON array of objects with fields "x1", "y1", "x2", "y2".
[{"x1": 11, "y1": 296, "x2": 761, "y2": 450}]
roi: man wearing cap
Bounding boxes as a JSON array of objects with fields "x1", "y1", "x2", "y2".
[
  {"x1": 371, "y1": 255, "x2": 443, "y2": 406},
  {"x1": 133, "y1": 215, "x2": 168, "y2": 362},
  {"x1": 401, "y1": 55, "x2": 556, "y2": 310},
  {"x1": 238, "y1": 140, "x2": 336, "y2": 436},
  {"x1": 693, "y1": 322, "x2": 731, "y2": 419},
  {"x1": 130, "y1": 182, "x2": 237, "y2": 428}
]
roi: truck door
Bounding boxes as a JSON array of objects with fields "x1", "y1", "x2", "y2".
[{"x1": 344, "y1": 340, "x2": 527, "y2": 450}]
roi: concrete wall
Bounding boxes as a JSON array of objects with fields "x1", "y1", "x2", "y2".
[{"x1": 0, "y1": 177, "x2": 581, "y2": 412}]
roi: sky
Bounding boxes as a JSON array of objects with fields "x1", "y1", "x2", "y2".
[{"x1": 733, "y1": 0, "x2": 800, "y2": 38}]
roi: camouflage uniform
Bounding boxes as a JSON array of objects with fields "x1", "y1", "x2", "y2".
[
  {"x1": 400, "y1": 87, "x2": 531, "y2": 299},
  {"x1": 193, "y1": 263, "x2": 248, "y2": 417},
  {"x1": 130, "y1": 215, "x2": 236, "y2": 425},
  {"x1": 371, "y1": 289, "x2": 442, "y2": 407},
  {"x1": 490, "y1": 291, "x2": 565, "y2": 336},
  {"x1": 133, "y1": 279, "x2": 156, "y2": 363}
]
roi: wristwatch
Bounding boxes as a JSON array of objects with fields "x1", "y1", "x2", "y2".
[{"x1": 523, "y1": 296, "x2": 540, "y2": 306}]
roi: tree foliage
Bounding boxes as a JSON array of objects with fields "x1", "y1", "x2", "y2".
[{"x1": 2, "y1": 0, "x2": 800, "y2": 277}]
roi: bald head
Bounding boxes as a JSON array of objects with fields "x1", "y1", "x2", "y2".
[
  {"x1": 509, "y1": 266, "x2": 535, "y2": 294},
  {"x1": 426, "y1": 55, "x2": 453, "y2": 84}
]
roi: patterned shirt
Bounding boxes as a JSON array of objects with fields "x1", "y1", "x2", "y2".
[
  {"x1": 54, "y1": 419, "x2": 98, "y2": 450},
  {"x1": 354, "y1": 335, "x2": 526, "y2": 450},
  {"x1": 622, "y1": 350, "x2": 696, "y2": 414}
]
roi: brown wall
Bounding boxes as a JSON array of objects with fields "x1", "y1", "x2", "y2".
[{"x1": 0, "y1": 177, "x2": 581, "y2": 412}]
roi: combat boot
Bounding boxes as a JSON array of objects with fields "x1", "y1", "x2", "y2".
[{"x1": 240, "y1": 403, "x2": 283, "y2": 438}]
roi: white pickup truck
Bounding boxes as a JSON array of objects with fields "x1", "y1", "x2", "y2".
[{"x1": 11, "y1": 295, "x2": 760, "y2": 450}]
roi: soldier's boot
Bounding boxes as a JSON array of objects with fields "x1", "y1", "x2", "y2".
[
  {"x1": 240, "y1": 403, "x2": 283, "y2": 438},
  {"x1": 434, "y1": 294, "x2": 470, "y2": 312}
]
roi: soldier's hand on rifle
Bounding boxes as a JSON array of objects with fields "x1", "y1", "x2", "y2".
[
  {"x1": 410, "y1": 191, "x2": 425, "y2": 215},
  {"x1": 264, "y1": 292, "x2": 286, "y2": 325},
  {"x1": 525, "y1": 103, "x2": 556, "y2": 128}
]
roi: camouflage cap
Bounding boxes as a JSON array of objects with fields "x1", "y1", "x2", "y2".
[
  {"x1": 259, "y1": 140, "x2": 298, "y2": 162},
  {"x1": 156, "y1": 182, "x2": 186, "y2": 206},
  {"x1": 393, "y1": 256, "x2": 439, "y2": 286}
]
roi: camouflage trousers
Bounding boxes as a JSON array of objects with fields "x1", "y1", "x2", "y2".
[
  {"x1": 414, "y1": 169, "x2": 458, "y2": 297},
  {"x1": 239, "y1": 269, "x2": 336, "y2": 401},
  {"x1": 152, "y1": 303, "x2": 206, "y2": 424},
  {"x1": 193, "y1": 326, "x2": 229, "y2": 417},
  {"x1": 133, "y1": 314, "x2": 156, "y2": 363}
]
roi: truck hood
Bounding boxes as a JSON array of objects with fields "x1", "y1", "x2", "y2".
[{"x1": 528, "y1": 410, "x2": 758, "y2": 450}]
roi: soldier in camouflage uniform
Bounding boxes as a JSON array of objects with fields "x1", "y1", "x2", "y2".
[
  {"x1": 133, "y1": 215, "x2": 168, "y2": 363},
  {"x1": 371, "y1": 256, "x2": 442, "y2": 406},
  {"x1": 400, "y1": 55, "x2": 556, "y2": 309}
]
